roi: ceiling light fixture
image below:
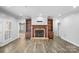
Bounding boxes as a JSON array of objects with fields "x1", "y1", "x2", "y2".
[
  {"x1": 19, "y1": 13, "x2": 23, "y2": 16},
  {"x1": 58, "y1": 14, "x2": 62, "y2": 18},
  {"x1": 39, "y1": 13, "x2": 43, "y2": 16},
  {"x1": 73, "y1": 5, "x2": 77, "y2": 8}
]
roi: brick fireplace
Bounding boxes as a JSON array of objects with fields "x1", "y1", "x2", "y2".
[
  {"x1": 35, "y1": 30, "x2": 44, "y2": 37},
  {"x1": 31, "y1": 25, "x2": 48, "y2": 39},
  {"x1": 25, "y1": 16, "x2": 53, "y2": 40}
]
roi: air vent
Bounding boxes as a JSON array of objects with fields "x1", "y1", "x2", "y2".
[{"x1": 37, "y1": 21, "x2": 43, "y2": 22}]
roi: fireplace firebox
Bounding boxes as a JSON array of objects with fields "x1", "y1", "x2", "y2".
[{"x1": 35, "y1": 30, "x2": 44, "y2": 37}]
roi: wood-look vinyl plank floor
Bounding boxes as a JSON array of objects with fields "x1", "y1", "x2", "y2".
[{"x1": 0, "y1": 33, "x2": 79, "y2": 53}]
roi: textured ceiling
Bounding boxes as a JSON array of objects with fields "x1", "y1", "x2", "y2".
[{"x1": 0, "y1": 6, "x2": 79, "y2": 19}]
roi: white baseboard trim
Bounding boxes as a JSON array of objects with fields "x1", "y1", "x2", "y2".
[
  {"x1": 60, "y1": 36, "x2": 79, "y2": 47},
  {"x1": 0, "y1": 37, "x2": 19, "y2": 47}
]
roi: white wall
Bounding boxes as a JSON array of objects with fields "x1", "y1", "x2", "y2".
[
  {"x1": 0, "y1": 18, "x2": 3, "y2": 42},
  {"x1": 59, "y1": 14, "x2": 79, "y2": 46},
  {"x1": 53, "y1": 19, "x2": 59, "y2": 35},
  {"x1": 0, "y1": 13, "x2": 19, "y2": 47}
]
